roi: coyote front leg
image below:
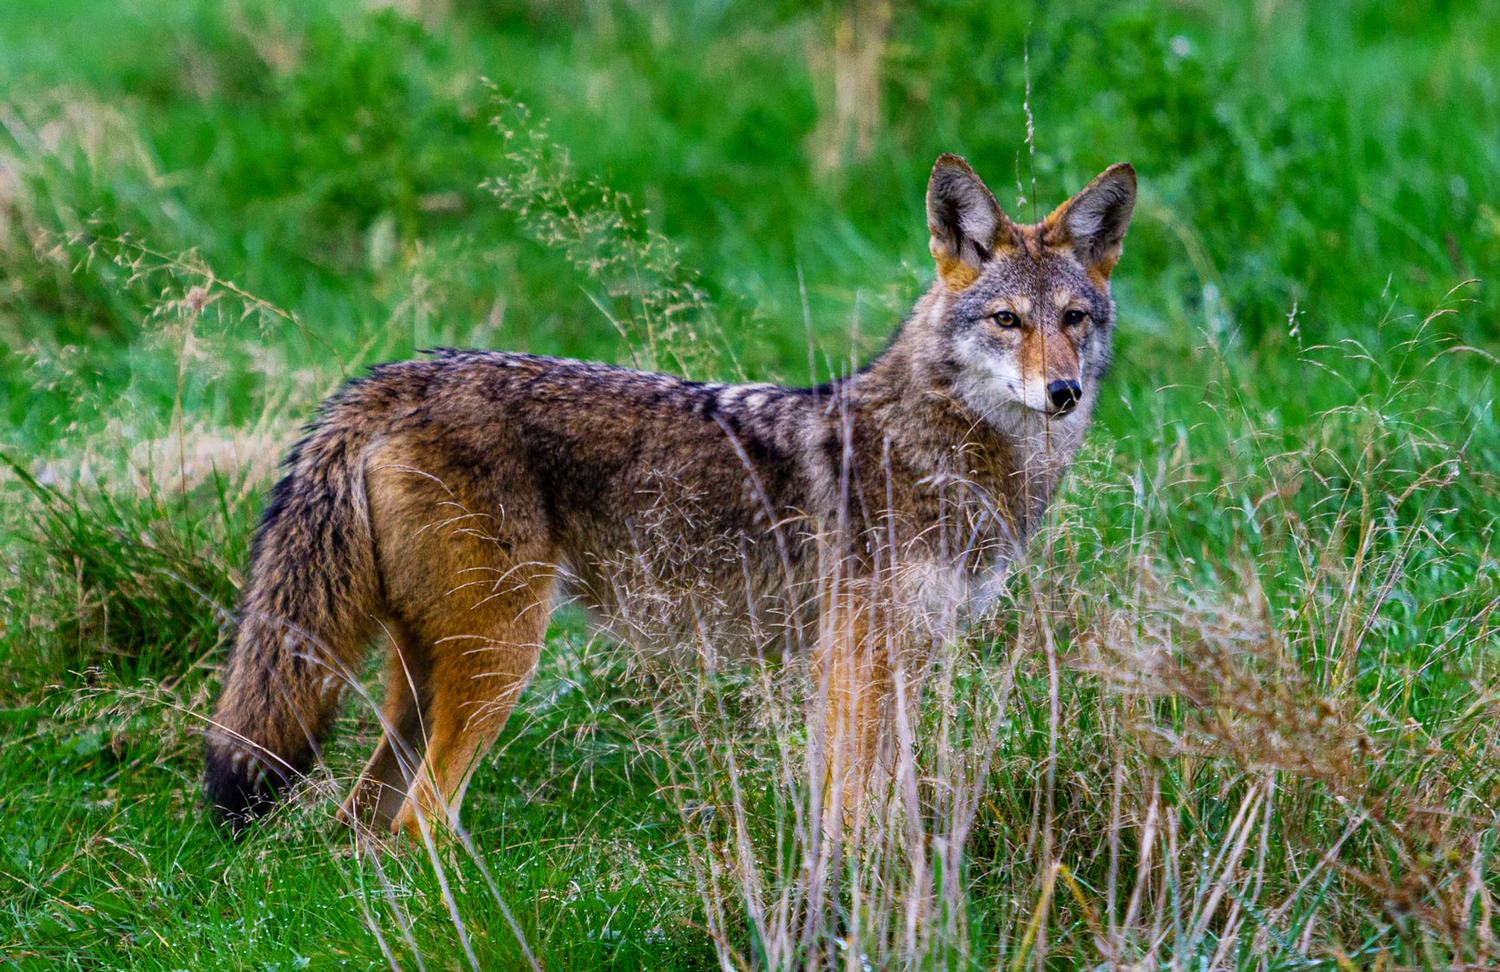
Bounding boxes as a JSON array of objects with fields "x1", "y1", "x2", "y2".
[{"x1": 811, "y1": 579, "x2": 895, "y2": 835}]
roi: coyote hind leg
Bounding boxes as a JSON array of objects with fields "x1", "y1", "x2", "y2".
[
  {"x1": 361, "y1": 435, "x2": 558, "y2": 843},
  {"x1": 391, "y1": 579, "x2": 553, "y2": 843},
  {"x1": 338, "y1": 621, "x2": 430, "y2": 833}
]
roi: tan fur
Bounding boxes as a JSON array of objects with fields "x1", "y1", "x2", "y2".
[
  {"x1": 933, "y1": 252, "x2": 981, "y2": 291},
  {"x1": 203, "y1": 154, "x2": 1137, "y2": 841}
]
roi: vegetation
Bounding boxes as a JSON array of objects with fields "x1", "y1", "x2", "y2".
[{"x1": 2, "y1": 0, "x2": 1497, "y2": 968}]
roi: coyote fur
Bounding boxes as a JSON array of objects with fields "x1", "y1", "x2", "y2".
[{"x1": 205, "y1": 154, "x2": 1136, "y2": 840}]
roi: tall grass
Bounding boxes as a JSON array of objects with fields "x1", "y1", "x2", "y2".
[{"x1": 593, "y1": 288, "x2": 1500, "y2": 969}]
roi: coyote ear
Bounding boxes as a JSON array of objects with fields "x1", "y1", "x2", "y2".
[
  {"x1": 1047, "y1": 162, "x2": 1137, "y2": 281},
  {"x1": 926, "y1": 154, "x2": 1013, "y2": 291}
]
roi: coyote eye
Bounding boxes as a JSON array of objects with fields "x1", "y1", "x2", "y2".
[
  {"x1": 1063, "y1": 309, "x2": 1088, "y2": 326},
  {"x1": 991, "y1": 310, "x2": 1020, "y2": 328}
]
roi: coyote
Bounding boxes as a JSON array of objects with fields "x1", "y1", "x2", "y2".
[{"x1": 205, "y1": 154, "x2": 1136, "y2": 840}]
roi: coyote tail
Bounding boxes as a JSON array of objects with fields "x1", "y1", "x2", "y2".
[{"x1": 203, "y1": 389, "x2": 385, "y2": 832}]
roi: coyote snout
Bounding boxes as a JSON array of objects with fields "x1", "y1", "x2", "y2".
[
  {"x1": 1015, "y1": 323, "x2": 1087, "y2": 417},
  {"x1": 1046, "y1": 379, "x2": 1082, "y2": 415}
]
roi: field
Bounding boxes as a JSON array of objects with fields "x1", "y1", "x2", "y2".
[{"x1": 3, "y1": 0, "x2": 1499, "y2": 968}]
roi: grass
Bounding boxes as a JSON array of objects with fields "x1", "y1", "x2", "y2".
[{"x1": 2, "y1": 0, "x2": 1499, "y2": 968}]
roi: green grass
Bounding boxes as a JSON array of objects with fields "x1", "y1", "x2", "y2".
[{"x1": 2, "y1": 0, "x2": 1499, "y2": 968}]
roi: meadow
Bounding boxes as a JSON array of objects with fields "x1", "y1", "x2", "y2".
[{"x1": 2, "y1": 0, "x2": 1499, "y2": 968}]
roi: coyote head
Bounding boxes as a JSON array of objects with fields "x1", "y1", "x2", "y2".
[{"x1": 920, "y1": 153, "x2": 1136, "y2": 423}]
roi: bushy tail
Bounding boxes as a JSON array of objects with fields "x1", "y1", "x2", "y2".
[{"x1": 204, "y1": 403, "x2": 384, "y2": 832}]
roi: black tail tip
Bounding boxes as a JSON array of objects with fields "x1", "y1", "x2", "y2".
[{"x1": 203, "y1": 740, "x2": 298, "y2": 835}]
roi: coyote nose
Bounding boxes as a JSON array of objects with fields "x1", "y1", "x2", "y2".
[{"x1": 1047, "y1": 380, "x2": 1082, "y2": 413}]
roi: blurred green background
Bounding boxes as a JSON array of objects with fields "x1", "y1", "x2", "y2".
[{"x1": 2, "y1": 0, "x2": 1496, "y2": 453}]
